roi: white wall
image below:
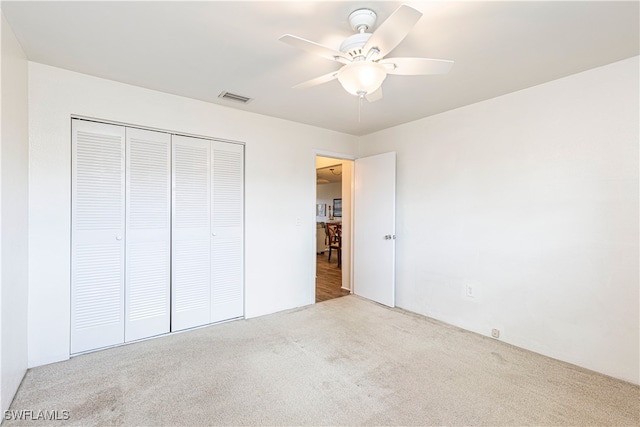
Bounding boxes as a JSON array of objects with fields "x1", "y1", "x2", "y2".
[
  {"x1": 360, "y1": 57, "x2": 639, "y2": 384},
  {"x1": 0, "y1": 10, "x2": 29, "y2": 411},
  {"x1": 28, "y1": 62, "x2": 358, "y2": 368}
]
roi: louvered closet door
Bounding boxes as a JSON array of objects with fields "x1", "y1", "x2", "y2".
[
  {"x1": 172, "y1": 135, "x2": 212, "y2": 331},
  {"x1": 71, "y1": 120, "x2": 125, "y2": 354},
  {"x1": 125, "y1": 128, "x2": 171, "y2": 341},
  {"x1": 210, "y1": 142, "x2": 244, "y2": 323}
]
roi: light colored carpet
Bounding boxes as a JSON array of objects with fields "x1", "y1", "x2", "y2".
[{"x1": 6, "y1": 295, "x2": 639, "y2": 426}]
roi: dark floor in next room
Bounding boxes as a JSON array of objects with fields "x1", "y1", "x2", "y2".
[{"x1": 316, "y1": 252, "x2": 350, "y2": 303}]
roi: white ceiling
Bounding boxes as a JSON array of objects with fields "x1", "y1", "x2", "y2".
[{"x1": 2, "y1": 1, "x2": 638, "y2": 136}]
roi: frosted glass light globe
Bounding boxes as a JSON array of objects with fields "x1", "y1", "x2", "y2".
[{"x1": 337, "y1": 62, "x2": 387, "y2": 96}]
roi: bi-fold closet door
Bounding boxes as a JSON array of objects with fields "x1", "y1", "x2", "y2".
[
  {"x1": 125, "y1": 127, "x2": 172, "y2": 342},
  {"x1": 171, "y1": 135, "x2": 244, "y2": 331},
  {"x1": 71, "y1": 120, "x2": 244, "y2": 354},
  {"x1": 71, "y1": 120, "x2": 127, "y2": 353},
  {"x1": 71, "y1": 120, "x2": 171, "y2": 353}
]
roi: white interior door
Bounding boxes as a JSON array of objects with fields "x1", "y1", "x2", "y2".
[
  {"x1": 210, "y1": 141, "x2": 244, "y2": 323},
  {"x1": 125, "y1": 128, "x2": 171, "y2": 341},
  {"x1": 71, "y1": 119, "x2": 125, "y2": 353},
  {"x1": 353, "y1": 152, "x2": 396, "y2": 307},
  {"x1": 171, "y1": 135, "x2": 212, "y2": 331}
]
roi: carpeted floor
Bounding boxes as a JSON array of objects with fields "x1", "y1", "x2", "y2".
[{"x1": 6, "y1": 295, "x2": 639, "y2": 426}]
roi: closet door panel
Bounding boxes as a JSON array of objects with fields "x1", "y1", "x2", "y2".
[
  {"x1": 125, "y1": 128, "x2": 171, "y2": 342},
  {"x1": 211, "y1": 141, "x2": 244, "y2": 323},
  {"x1": 71, "y1": 119, "x2": 125, "y2": 354},
  {"x1": 172, "y1": 135, "x2": 211, "y2": 331}
]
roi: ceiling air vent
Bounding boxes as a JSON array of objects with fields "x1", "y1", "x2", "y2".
[{"x1": 218, "y1": 91, "x2": 253, "y2": 104}]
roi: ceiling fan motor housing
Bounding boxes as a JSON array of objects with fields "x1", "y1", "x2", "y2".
[{"x1": 339, "y1": 33, "x2": 372, "y2": 58}]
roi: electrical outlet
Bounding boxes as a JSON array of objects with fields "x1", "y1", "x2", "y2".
[
  {"x1": 465, "y1": 284, "x2": 474, "y2": 298},
  {"x1": 491, "y1": 328, "x2": 500, "y2": 339}
]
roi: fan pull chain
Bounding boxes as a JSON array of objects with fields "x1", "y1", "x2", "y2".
[{"x1": 358, "y1": 92, "x2": 365, "y2": 123}]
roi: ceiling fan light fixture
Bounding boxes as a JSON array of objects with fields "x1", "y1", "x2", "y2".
[
  {"x1": 337, "y1": 62, "x2": 387, "y2": 96},
  {"x1": 281, "y1": 4, "x2": 452, "y2": 104}
]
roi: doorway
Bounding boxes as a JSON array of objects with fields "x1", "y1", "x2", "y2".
[{"x1": 315, "y1": 156, "x2": 353, "y2": 302}]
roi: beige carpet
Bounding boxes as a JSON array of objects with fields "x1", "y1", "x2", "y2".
[{"x1": 5, "y1": 295, "x2": 639, "y2": 426}]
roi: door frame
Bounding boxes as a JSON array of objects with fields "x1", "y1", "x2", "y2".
[{"x1": 312, "y1": 150, "x2": 356, "y2": 301}]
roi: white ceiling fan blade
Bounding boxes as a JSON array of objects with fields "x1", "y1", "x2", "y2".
[
  {"x1": 280, "y1": 34, "x2": 351, "y2": 64},
  {"x1": 293, "y1": 70, "x2": 340, "y2": 89},
  {"x1": 365, "y1": 86, "x2": 383, "y2": 102},
  {"x1": 363, "y1": 5, "x2": 423, "y2": 59},
  {"x1": 379, "y1": 58, "x2": 454, "y2": 75}
]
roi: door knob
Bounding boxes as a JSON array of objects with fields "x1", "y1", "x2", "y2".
[{"x1": 116, "y1": 236, "x2": 122, "y2": 241}]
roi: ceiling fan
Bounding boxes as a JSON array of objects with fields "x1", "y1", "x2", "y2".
[{"x1": 280, "y1": 4, "x2": 454, "y2": 102}]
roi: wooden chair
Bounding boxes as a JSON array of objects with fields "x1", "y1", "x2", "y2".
[{"x1": 326, "y1": 223, "x2": 342, "y2": 268}]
